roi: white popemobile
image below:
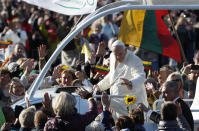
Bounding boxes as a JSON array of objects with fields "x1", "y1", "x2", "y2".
[{"x1": 12, "y1": 0, "x2": 199, "y2": 130}]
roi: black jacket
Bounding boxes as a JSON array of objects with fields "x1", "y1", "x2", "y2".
[
  {"x1": 158, "y1": 115, "x2": 191, "y2": 131},
  {"x1": 150, "y1": 98, "x2": 194, "y2": 131}
]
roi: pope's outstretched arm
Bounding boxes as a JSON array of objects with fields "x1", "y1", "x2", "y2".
[{"x1": 97, "y1": 72, "x2": 111, "y2": 91}]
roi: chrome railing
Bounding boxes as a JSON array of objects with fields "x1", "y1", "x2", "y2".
[{"x1": 153, "y1": 99, "x2": 194, "y2": 111}]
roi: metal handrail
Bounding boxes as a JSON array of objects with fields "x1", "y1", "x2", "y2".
[
  {"x1": 92, "y1": 95, "x2": 126, "y2": 98},
  {"x1": 191, "y1": 109, "x2": 199, "y2": 112},
  {"x1": 153, "y1": 99, "x2": 194, "y2": 111}
]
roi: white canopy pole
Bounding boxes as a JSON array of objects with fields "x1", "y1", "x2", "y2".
[{"x1": 27, "y1": 2, "x2": 199, "y2": 99}]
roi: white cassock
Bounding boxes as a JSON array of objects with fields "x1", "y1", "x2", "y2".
[
  {"x1": 97, "y1": 49, "x2": 148, "y2": 119},
  {"x1": 191, "y1": 77, "x2": 199, "y2": 128}
]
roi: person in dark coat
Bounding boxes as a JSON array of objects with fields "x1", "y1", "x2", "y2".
[
  {"x1": 158, "y1": 101, "x2": 191, "y2": 131},
  {"x1": 44, "y1": 90, "x2": 98, "y2": 131},
  {"x1": 138, "y1": 81, "x2": 194, "y2": 131}
]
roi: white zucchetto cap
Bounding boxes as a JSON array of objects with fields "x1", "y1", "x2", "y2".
[{"x1": 111, "y1": 40, "x2": 125, "y2": 48}]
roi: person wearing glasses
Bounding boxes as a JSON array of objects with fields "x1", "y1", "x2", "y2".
[{"x1": 166, "y1": 72, "x2": 189, "y2": 99}]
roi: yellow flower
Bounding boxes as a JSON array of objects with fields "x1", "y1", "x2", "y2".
[{"x1": 124, "y1": 95, "x2": 136, "y2": 105}]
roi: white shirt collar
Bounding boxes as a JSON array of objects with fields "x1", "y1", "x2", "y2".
[{"x1": 173, "y1": 96, "x2": 180, "y2": 102}]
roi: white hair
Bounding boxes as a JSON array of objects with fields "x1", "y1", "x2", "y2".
[
  {"x1": 166, "y1": 71, "x2": 183, "y2": 86},
  {"x1": 85, "y1": 120, "x2": 105, "y2": 131},
  {"x1": 108, "y1": 37, "x2": 117, "y2": 51},
  {"x1": 52, "y1": 92, "x2": 76, "y2": 117},
  {"x1": 19, "y1": 106, "x2": 36, "y2": 128},
  {"x1": 111, "y1": 40, "x2": 125, "y2": 49}
]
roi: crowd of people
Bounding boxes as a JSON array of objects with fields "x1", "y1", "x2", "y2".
[{"x1": 0, "y1": 0, "x2": 199, "y2": 131}]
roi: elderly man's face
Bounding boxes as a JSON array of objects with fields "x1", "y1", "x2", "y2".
[
  {"x1": 112, "y1": 46, "x2": 127, "y2": 63},
  {"x1": 162, "y1": 86, "x2": 176, "y2": 101}
]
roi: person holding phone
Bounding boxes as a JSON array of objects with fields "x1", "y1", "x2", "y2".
[{"x1": 182, "y1": 51, "x2": 199, "y2": 98}]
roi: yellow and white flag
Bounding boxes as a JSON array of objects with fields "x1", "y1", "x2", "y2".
[{"x1": 81, "y1": 43, "x2": 91, "y2": 63}]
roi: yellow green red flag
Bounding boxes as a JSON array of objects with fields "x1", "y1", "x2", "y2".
[{"x1": 119, "y1": 10, "x2": 181, "y2": 63}]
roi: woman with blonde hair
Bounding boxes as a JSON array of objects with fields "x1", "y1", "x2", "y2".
[
  {"x1": 44, "y1": 90, "x2": 98, "y2": 131},
  {"x1": 9, "y1": 77, "x2": 25, "y2": 103},
  {"x1": 60, "y1": 69, "x2": 76, "y2": 87}
]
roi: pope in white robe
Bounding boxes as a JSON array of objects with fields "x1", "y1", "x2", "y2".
[
  {"x1": 94, "y1": 40, "x2": 148, "y2": 119},
  {"x1": 191, "y1": 77, "x2": 199, "y2": 130}
]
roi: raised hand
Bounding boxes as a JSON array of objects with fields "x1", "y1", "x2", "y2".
[
  {"x1": 42, "y1": 92, "x2": 52, "y2": 109},
  {"x1": 75, "y1": 71, "x2": 85, "y2": 81},
  {"x1": 145, "y1": 82, "x2": 155, "y2": 92},
  {"x1": 76, "y1": 60, "x2": 84, "y2": 65},
  {"x1": 75, "y1": 87, "x2": 92, "y2": 99},
  {"x1": 182, "y1": 64, "x2": 192, "y2": 75},
  {"x1": 88, "y1": 53, "x2": 96, "y2": 65},
  {"x1": 21, "y1": 59, "x2": 35, "y2": 74},
  {"x1": 52, "y1": 65, "x2": 62, "y2": 81},
  {"x1": 38, "y1": 44, "x2": 47, "y2": 59},
  {"x1": 101, "y1": 92, "x2": 110, "y2": 111},
  {"x1": 96, "y1": 42, "x2": 106, "y2": 57},
  {"x1": 25, "y1": 97, "x2": 31, "y2": 108}
]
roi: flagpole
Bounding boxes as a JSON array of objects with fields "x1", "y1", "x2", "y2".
[{"x1": 168, "y1": 12, "x2": 187, "y2": 63}]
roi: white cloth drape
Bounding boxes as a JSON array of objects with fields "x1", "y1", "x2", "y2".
[{"x1": 22, "y1": 0, "x2": 97, "y2": 15}]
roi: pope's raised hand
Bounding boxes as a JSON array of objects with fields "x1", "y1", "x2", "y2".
[
  {"x1": 93, "y1": 85, "x2": 100, "y2": 92},
  {"x1": 121, "y1": 78, "x2": 133, "y2": 90}
]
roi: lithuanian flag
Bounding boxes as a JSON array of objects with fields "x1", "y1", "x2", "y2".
[
  {"x1": 59, "y1": 66, "x2": 69, "y2": 73},
  {"x1": 143, "y1": 61, "x2": 152, "y2": 70},
  {"x1": 95, "y1": 65, "x2": 109, "y2": 75},
  {"x1": 118, "y1": 10, "x2": 181, "y2": 63},
  {"x1": 0, "y1": 40, "x2": 13, "y2": 48}
]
